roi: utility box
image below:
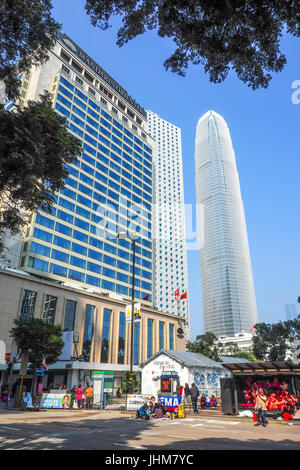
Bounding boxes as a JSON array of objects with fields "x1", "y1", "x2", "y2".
[{"x1": 92, "y1": 371, "x2": 114, "y2": 409}]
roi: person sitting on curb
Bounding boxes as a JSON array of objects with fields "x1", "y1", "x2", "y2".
[{"x1": 136, "y1": 402, "x2": 150, "y2": 420}]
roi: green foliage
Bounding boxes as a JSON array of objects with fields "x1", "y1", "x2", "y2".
[
  {"x1": 187, "y1": 332, "x2": 257, "y2": 362},
  {"x1": 10, "y1": 317, "x2": 64, "y2": 368},
  {"x1": 85, "y1": 0, "x2": 300, "y2": 89},
  {"x1": 121, "y1": 371, "x2": 141, "y2": 394},
  {"x1": 0, "y1": 0, "x2": 60, "y2": 100},
  {"x1": 219, "y1": 341, "x2": 257, "y2": 362},
  {"x1": 0, "y1": 92, "x2": 82, "y2": 251},
  {"x1": 186, "y1": 332, "x2": 221, "y2": 361},
  {"x1": 252, "y1": 321, "x2": 294, "y2": 361}
]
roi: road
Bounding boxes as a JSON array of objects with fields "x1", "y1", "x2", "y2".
[{"x1": 0, "y1": 409, "x2": 299, "y2": 450}]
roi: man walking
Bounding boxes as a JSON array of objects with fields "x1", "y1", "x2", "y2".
[{"x1": 190, "y1": 383, "x2": 199, "y2": 414}]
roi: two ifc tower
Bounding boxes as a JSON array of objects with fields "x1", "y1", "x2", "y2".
[{"x1": 195, "y1": 110, "x2": 258, "y2": 338}]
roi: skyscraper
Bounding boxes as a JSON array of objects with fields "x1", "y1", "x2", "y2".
[
  {"x1": 147, "y1": 111, "x2": 190, "y2": 337},
  {"x1": 2, "y1": 33, "x2": 154, "y2": 304},
  {"x1": 195, "y1": 110, "x2": 258, "y2": 337},
  {"x1": 285, "y1": 304, "x2": 297, "y2": 321}
]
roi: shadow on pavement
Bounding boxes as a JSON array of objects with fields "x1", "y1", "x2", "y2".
[{"x1": 0, "y1": 413, "x2": 299, "y2": 450}]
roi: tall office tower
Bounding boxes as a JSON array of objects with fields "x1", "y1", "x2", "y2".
[
  {"x1": 195, "y1": 110, "x2": 258, "y2": 337},
  {"x1": 4, "y1": 33, "x2": 155, "y2": 304},
  {"x1": 285, "y1": 304, "x2": 297, "y2": 321},
  {"x1": 147, "y1": 111, "x2": 190, "y2": 338}
]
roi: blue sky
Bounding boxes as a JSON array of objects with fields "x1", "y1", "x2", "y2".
[{"x1": 52, "y1": 1, "x2": 300, "y2": 338}]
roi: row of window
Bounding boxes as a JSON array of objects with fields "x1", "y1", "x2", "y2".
[
  {"x1": 34, "y1": 213, "x2": 152, "y2": 255},
  {"x1": 25, "y1": 256, "x2": 152, "y2": 293},
  {"x1": 59, "y1": 53, "x2": 148, "y2": 134},
  {"x1": 58, "y1": 75, "x2": 152, "y2": 157},
  {"x1": 19, "y1": 290, "x2": 172, "y2": 364}
]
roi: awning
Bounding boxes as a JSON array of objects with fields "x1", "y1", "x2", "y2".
[{"x1": 222, "y1": 361, "x2": 300, "y2": 375}]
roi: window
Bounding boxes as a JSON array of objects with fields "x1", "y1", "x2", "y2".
[
  {"x1": 31, "y1": 241, "x2": 50, "y2": 257},
  {"x1": 71, "y1": 60, "x2": 83, "y2": 74},
  {"x1": 147, "y1": 319, "x2": 153, "y2": 359},
  {"x1": 118, "y1": 312, "x2": 126, "y2": 364},
  {"x1": 69, "y1": 269, "x2": 85, "y2": 282},
  {"x1": 159, "y1": 321, "x2": 164, "y2": 350},
  {"x1": 42, "y1": 295, "x2": 57, "y2": 324},
  {"x1": 101, "y1": 309, "x2": 111, "y2": 363},
  {"x1": 49, "y1": 263, "x2": 67, "y2": 277},
  {"x1": 82, "y1": 305, "x2": 95, "y2": 361},
  {"x1": 63, "y1": 300, "x2": 77, "y2": 331},
  {"x1": 28, "y1": 257, "x2": 49, "y2": 272},
  {"x1": 19, "y1": 290, "x2": 37, "y2": 319},
  {"x1": 169, "y1": 324, "x2": 174, "y2": 350}
]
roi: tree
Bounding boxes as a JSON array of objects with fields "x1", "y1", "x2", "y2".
[
  {"x1": 121, "y1": 371, "x2": 141, "y2": 394},
  {"x1": 0, "y1": 0, "x2": 60, "y2": 100},
  {"x1": 186, "y1": 331, "x2": 221, "y2": 361},
  {"x1": 10, "y1": 317, "x2": 64, "y2": 393},
  {"x1": 0, "y1": 92, "x2": 82, "y2": 253},
  {"x1": 252, "y1": 321, "x2": 294, "y2": 361},
  {"x1": 85, "y1": 0, "x2": 300, "y2": 89},
  {"x1": 219, "y1": 341, "x2": 256, "y2": 362}
]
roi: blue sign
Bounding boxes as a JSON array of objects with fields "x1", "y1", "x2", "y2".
[{"x1": 159, "y1": 396, "x2": 182, "y2": 411}]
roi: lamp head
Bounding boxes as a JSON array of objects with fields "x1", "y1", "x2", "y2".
[{"x1": 118, "y1": 230, "x2": 127, "y2": 240}]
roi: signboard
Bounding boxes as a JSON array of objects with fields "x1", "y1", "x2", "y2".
[
  {"x1": 161, "y1": 378, "x2": 172, "y2": 393},
  {"x1": 126, "y1": 303, "x2": 141, "y2": 323},
  {"x1": 159, "y1": 396, "x2": 182, "y2": 411},
  {"x1": 40, "y1": 393, "x2": 71, "y2": 409},
  {"x1": 126, "y1": 394, "x2": 154, "y2": 411}
]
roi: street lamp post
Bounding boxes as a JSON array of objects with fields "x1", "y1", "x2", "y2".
[{"x1": 118, "y1": 231, "x2": 136, "y2": 394}]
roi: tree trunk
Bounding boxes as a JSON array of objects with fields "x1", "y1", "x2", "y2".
[{"x1": 31, "y1": 362, "x2": 37, "y2": 395}]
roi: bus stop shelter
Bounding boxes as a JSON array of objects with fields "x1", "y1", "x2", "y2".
[{"x1": 220, "y1": 361, "x2": 300, "y2": 415}]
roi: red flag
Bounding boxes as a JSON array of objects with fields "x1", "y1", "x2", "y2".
[
  {"x1": 174, "y1": 289, "x2": 179, "y2": 300},
  {"x1": 250, "y1": 324, "x2": 257, "y2": 332},
  {"x1": 143, "y1": 295, "x2": 149, "y2": 300},
  {"x1": 180, "y1": 291, "x2": 187, "y2": 300}
]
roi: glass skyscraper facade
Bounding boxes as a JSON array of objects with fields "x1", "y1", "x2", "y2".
[
  {"x1": 16, "y1": 33, "x2": 154, "y2": 303},
  {"x1": 195, "y1": 110, "x2": 258, "y2": 337}
]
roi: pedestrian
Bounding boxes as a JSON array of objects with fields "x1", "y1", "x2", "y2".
[
  {"x1": 2, "y1": 388, "x2": 8, "y2": 408},
  {"x1": 70, "y1": 385, "x2": 77, "y2": 409},
  {"x1": 184, "y1": 383, "x2": 191, "y2": 403},
  {"x1": 136, "y1": 402, "x2": 150, "y2": 420},
  {"x1": 281, "y1": 402, "x2": 295, "y2": 426},
  {"x1": 85, "y1": 384, "x2": 93, "y2": 409},
  {"x1": 76, "y1": 384, "x2": 84, "y2": 409},
  {"x1": 200, "y1": 394, "x2": 206, "y2": 410},
  {"x1": 254, "y1": 388, "x2": 268, "y2": 427},
  {"x1": 210, "y1": 395, "x2": 218, "y2": 407},
  {"x1": 190, "y1": 383, "x2": 199, "y2": 414}
]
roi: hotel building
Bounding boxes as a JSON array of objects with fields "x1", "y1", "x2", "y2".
[{"x1": 5, "y1": 32, "x2": 155, "y2": 305}]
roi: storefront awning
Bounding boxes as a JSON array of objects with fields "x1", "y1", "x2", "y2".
[{"x1": 222, "y1": 361, "x2": 300, "y2": 375}]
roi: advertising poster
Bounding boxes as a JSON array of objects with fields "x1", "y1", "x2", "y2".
[
  {"x1": 40, "y1": 393, "x2": 71, "y2": 409},
  {"x1": 236, "y1": 375, "x2": 298, "y2": 410},
  {"x1": 159, "y1": 396, "x2": 182, "y2": 411}
]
